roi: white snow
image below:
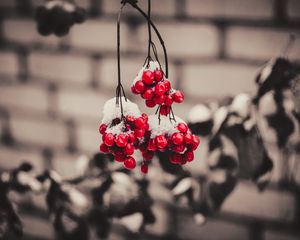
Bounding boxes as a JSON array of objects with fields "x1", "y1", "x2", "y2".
[
  {"x1": 188, "y1": 104, "x2": 212, "y2": 123},
  {"x1": 148, "y1": 115, "x2": 185, "y2": 138},
  {"x1": 230, "y1": 93, "x2": 251, "y2": 119}
]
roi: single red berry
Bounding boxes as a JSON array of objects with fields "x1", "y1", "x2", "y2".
[
  {"x1": 135, "y1": 128, "x2": 145, "y2": 138},
  {"x1": 144, "y1": 122, "x2": 149, "y2": 131},
  {"x1": 163, "y1": 80, "x2": 171, "y2": 92},
  {"x1": 124, "y1": 143, "x2": 134, "y2": 155},
  {"x1": 115, "y1": 134, "x2": 128, "y2": 148},
  {"x1": 160, "y1": 105, "x2": 171, "y2": 116},
  {"x1": 180, "y1": 157, "x2": 187, "y2": 165},
  {"x1": 177, "y1": 123, "x2": 188, "y2": 133},
  {"x1": 169, "y1": 153, "x2": 182, "y2": 164},
  {"x1": 154, "y1": 70, "x2": 163, "y2": 82},
  {"x1": 155, "y1": 135, "x2": 168, "y2": 149},
  {"x1": 142, "y1": 89, "x2": 154, "y2": 100},
  {"x1": 146, "y1": 99, "x2": 156, "y2": 108},
  {"x1": 142, "y1": 70, "x2": 154, "y2": 85},
  {"x1": 173, "y1": 144, "x2": 186, "y2": 153},
  {"x1": 126, "y1": 115, "x2": 135, "y2": 123},
  {"x1": 141, "y1": 163, "x2": 148, "y2": 174},
  {"x1": 141, "y1": 113, "x2": 148, "y2": 121},
  {"x1": 185, "y1": 151, "x2": 194, "y2": 162},
  {"x1": 191, "y1": 135, "x2": 200, "y2": 150},
  {"x1": 172, "y1": 91, "x2": 184, "y2": 103},
  {"x1": 124, "y1": 156, "x2": 136, "y2": 169},
  {"x1": 185, "y1": 133, "x2": 193, "y2": 144},
  {"x1": 154, "y1": 94, "x2": 166, "y2": 104},
  {"x1": 98, "y1": 124, "x2": 107, "y2": 134},
  {"x1": 172, "y1": 132, "x2": 184, "y2": 145},
  {"x1": 155, "y1": 83, "x2": 166, "y2": 95},
  {"x1": 134, "y1": 80, "x2": 145, "y2": 93},
  {"x1": 104, "y1": 133, "x2": 115, "y2": 147},
  {"x1": 99, "y1": 143, "x2": 109, "y2": 153},
  {"x1": 142, "y1": 150, "x2": 154, "y2": 160},
  {"x1": 115, "y1": 151, "x2": 125, "y2": 162},
  {"x1": 131, "y1": 85, "x2": 138, "y2": 94},
  {"x1": 147, "y1": 138, "x2": 157, "y2": 151},
  {"x1": 165, "y1": 94, "x2": 173, "y2": 106},
  {"x1": 135, "y1": 117, "x2": 145, "y2": 129},
  {"x1": 128, "y1": 132, "x2": 136, "y2": 143}
]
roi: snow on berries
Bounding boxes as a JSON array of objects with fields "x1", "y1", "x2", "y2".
[
  {"x1": 131, "y1": 61, "x2": 184, "y2": 115},
  {"x1": 35, "y1": 0, "x2": 86, "y2": 37},
  {"x1": 99, "y1": 98, "x2": 149, "y2": 171},
  {"x1": 138, "y1": 115, "x2": 200, "y2": 167}
]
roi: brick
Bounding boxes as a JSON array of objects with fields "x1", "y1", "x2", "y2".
[
  {"x1": 226, "y1": 27, "x2": 300, "y2": 61},
  {"x1": 138, "y1": 23, "x2": 219, "y2": 58},
  {"x1": 0, "y1": 146, "x2": 44, "y2": 172},
  {"x1": 0, "y1": 51, "x2": 19, "y2": 77},
  {"x1": 77, "y1": 124, "x2": 101, "y2": 153},
  {"x1": 22, "y1": 215, "x2": 54, "y2": 239},
  {"x1": 264, "y1": 230, "x2": 300, "y2": 240},
  {"x1": 2, "y1": 19, "x2": 60, "y2": 46},
  {"x1": 182, "y1": 62, "x2": 258, "y2": 98},
  {"x1": 102, "y1": 0, "x2": 176, "y2": 17},
  {"x1": 57, "y1": 88, "x2": 109, "y2": 120},
  {"x1": 0, "y1": 84, "x2": 48, "y2": 114},
  {"x1": 10, "y1": 117, "x2": 68, "y2": 148},
  {"x1": 222, "y1": 181, "x2": 295, "y2": 221},
  {"x1": 100, "y1": 57, "x2": 177, "y2": 91},
  {"x1": 287, "y1": 0, "x2": 300, "y2": 20},
  {"x1": 70, "y1": 20, "x2": 130, "y2": 51},
  {"x1": 178, "y1": 214, "x2": 249, "y2": 240},
  {"x1": 186, "y1": 0, "x2": 274, "y2": 20},
  {"x1": 29, "y1": 52, "x2": 92, "y2": 84}
]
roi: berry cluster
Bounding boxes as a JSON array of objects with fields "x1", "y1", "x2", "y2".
[
  {"x1": 98, "y1": 98, "x2": 149, "y2": 172},
  {"x1": 35, "y1": 0, "x2": 86, "y2": 37},
  {"x1": 131, "y1": 61, "x2": 184, "y2": 116},
  {"x1": 139, "y1": 116, "x2": 200, "y2": 168}
]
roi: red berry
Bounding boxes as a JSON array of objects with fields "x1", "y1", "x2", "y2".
[
  {"x1": 144, "y1": 122, "x2": 149, "y2": 131},
  {"x1": 172, "y1": 91, "x2": 184, "y2": 103},
  {"x1": 165, "y1": 94, "x2": 173, "y2": 106},
  {"x1": 169, "y1": 153, "x2": 182, "y2": 164},
  {"x1": 153, "y1": 94, "x2": 166, "y2": 104},
  {"x1": 135, "y1": 117, "x2": 145, "y2": 129},
  {"x1": 142, "y1": 113, "x2": 148, "y2": 121},
  {"x1": 160, "y1": 105, "x2": 171, "y2": 116},
  {"x1": 135, "y1": 129, "x2": 145, "y2": 138},
  {"x1": 147, "y1": 138, "x2": 157, "y2": 151},
  {"x1": 115, "y1": 134, "x2": 128, "y2": 148},
  {"x1": 128, "y1": 132, "x2": 136, "y2": 143},
  {"x1": 142, "y1": 70, "x2": 154, "y2": 85},
  {"x1": 154, "y1": 70, "x2": 163, "y2": 82},
  {"x1": 191, "y1": 135, "x2": 200, "y2": 150},
  {"x1": 99, "y1": 143, "x2": 109, "y2": 153},
  {"x1": 185, "y1": 151, "x2": 194, "y2": 162},
  {"x1": 185, "y1": 133, "x2": 193, "y2": 144},
  {"x1": 173, "y1": 144, "x2": 186, "y2": 153},
  {"x1": 115, "y1": 151, "x2": 125, "y2": 162},
  {"x1": 134, "y1": 80, "x2": 145, "y2": 93},
  {"x1": 131, "y1": 85, "x2": 139, "y2": 94},
  {"x1": 124, "y1": 143, "x2": 134, "y2": 155},
  {"x1": 163, "y1": 80, "x2": 171, "y2": 92},
  {"x1": 124, "y1": 156, "x2": 136, "y2": 169},
  {"x1": 155, "y1": 83, "x2": 166, "y2": 95},
  {"x1": 177, "y1": 123, "x2": 188, "y2": 133},
  {"x1": 172, "y1": 132, "x2": 184, "y2": 145},
  {"x1": 141, "y1": 163, "x2": 148, "y2": 174},
  {"x1": 104, "y1": 133, "x2": 115, "y2": 147},
  {"x1": 99, "y1": 124, "x2": 107, "y2": 134},
  {"x1": 155, "y1": 135, "x2": 168, "y2": 149},
  {"x1": 142, "y1": 150, "x2": 154, "y2": 160},
  {"x1": 142, "y1": 89, "x2": 154, "y2": 100},
  {"x1": 146, "y1": 99, "x2": 156, "y2": 108},
  {"x1": 126, "y1": 115, "x2": 135, "y2": 123}
]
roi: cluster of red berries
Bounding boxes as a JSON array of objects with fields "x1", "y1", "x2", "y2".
[
  {"x1": 35, "y1": 0, "x2": 86, "y2": 37},
  {"x1": 99, "y1": 114, "x2": 149, "y2": 171},
  {"x1": 139, "y1": 120, "x2": 200, "y2": 167},
  {"x1": 131, "y1": 64, "x2": 184, "y2": 116}
]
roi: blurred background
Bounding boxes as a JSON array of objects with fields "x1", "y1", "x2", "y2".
[{"x1": 0, "y1": 0, "x2": 300, "y2": 240}]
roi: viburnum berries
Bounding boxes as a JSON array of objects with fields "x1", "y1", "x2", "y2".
[
  {"x1": 131, "y1": 61, "x2": 184, "y2": 112},
  {"x1": 35, "y1": 0, "x2": 86, "y2": 37}
]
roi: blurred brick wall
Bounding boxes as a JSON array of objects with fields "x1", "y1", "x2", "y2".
[{"x1": 0, "y1": 0, "x2": 300, "y2": 239}]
